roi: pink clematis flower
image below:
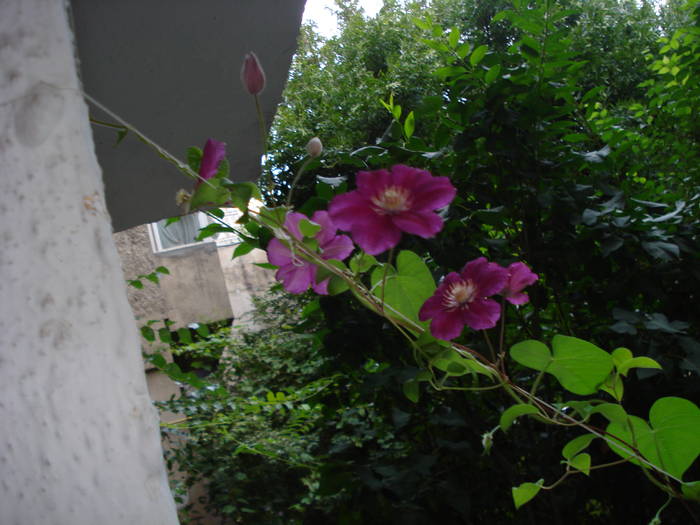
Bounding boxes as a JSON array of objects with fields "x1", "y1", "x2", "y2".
[
  {"x1": 196, "y1": 138, "x2": 226, "y2": 185},
  {"x1": 500, "y1": 262, "x2": 539, "y2": 305},
  {"x1": 419, "y1": 257, "x2": 508, "y2": 340},
  {"x1": 267, "y1": 211, "x2": 354, "y2": 295},
  {"x1": 328, "y1": 165, "x2": 456, "y2": 255},
  {"x1": 241, "y1": 52, "x2": 266, "y2": 95}
]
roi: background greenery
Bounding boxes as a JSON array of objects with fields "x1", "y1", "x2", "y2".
[{"x1": 157, "y1": 0, "x2": 700, "y2": 522}]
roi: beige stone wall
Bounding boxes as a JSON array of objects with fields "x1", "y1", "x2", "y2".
[{"x1": 218, "y1": 246, "x2": 276, "y2": 328}]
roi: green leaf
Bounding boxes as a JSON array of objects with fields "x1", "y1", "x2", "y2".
[
  {"x1": 590, "y1": 403, "x2": 628, "y2": 425},
  {"x1": 510, "y1": 340, "x2": 551, "y2": 370},
  {"x1": 189, "y1": 177, "x2": 229, "y2": 210},
  {"x1": 470, "y1": 44, "x2": 488, "y2": 66},
  {"x1": 512, "y1": 480, "x2": 543, "y2": 509},
  {"x1": 512, "y1": 337, "x2": 613, "y2": 395},
  {"x1": 258, "y1": 206, "x2": 291, "y2": 230},
  {"x1": 607, "y1": 397, "x2": 700, "y2": 479},
  {"x1": 568, "y1": 453, "x2": 591, "y2": 476},
  {"x1": 500, "y1": 404, "x2": 540, "y2": 432},
  {"x1": 129, "y1": 280, "x2": 143, "y2": 289},
  {"x1": 349, "y1": 252, "x2": 377, "y2": 274},
  {"x1": 187, "y1": 146, "x2": 203, "y2": 172},
  {"x1": 392, "y1": 104, "x2": 402, "y2": 120},
  {"x1": 485, "y1": 64, "x2": 501, "y2": 84},
  {"x1": 448, "y1": 26, "x2": 459, "y2": 48},
  {"x1": 682, "y1": 481, "x2": 700, "y2": 501},
  {"x1": 372, "y1": 250, "x2": 435, "y2": 323},
  {"x1": 404, "y1": 111, "x2": 415, "y2": 139},
  {"x1": 403, "y1": 380, "x2": 420, "y2": 403},
  {"x1": 600, "y1": 373, "x2": 624, "y2": 401},
  {"x1": 233, "y1": 242, "x2": 254, "y2": 259},
  {"x1": 157, "y1": 328, "x2": 172, "y2": 343},
  {"x1": 562, "y1": 434, "x2": 596, "y2": 460},
  {"x1": 563, "y1": 133, "x2": 589, "y2": 142},
  {"x1": 253, "y1": 262, "x2": 278, "y2": 270},
  {"x1": 299, "y1": 218, "x2": 322, "y2": 238},
  {"x1": 618, "y1": 357, "x2": 662, "y2": 377},
  {"x1": 155, "y1": 266, "x2": 169, "y2": 275},
  {"x1": 227, "y1": 182, "x2": 260, "y2": 212},
  {"x1": 548, "y1": 336, "x2": 614, "y2": 395},
  {"x1": 140, "y1": 326, "x2": 155, "y2": 342},
  {"x1": 177, "y1": 327, "x2": 192, "y2": 344}
]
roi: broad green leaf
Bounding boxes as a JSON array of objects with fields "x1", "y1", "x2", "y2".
[
  {"x1": 500, "y1": 404, "x2": 540, "y2": 432},
  {"x1": 298, "y1": 218, "x2": 321, "y2": 238},
  {"x1": 618, "y1": 357, "x2": 662, "y2": 377},
  {"x1": 562, "y1": 434, "x2": 596, "y2": 460},
  {"x1": 568, "y1": 453, "x2": 591, "y2": 476},
  {"x1": 612, "y1": 347, "x2": 633, "y2": 368},
  {"x1": 392, "y1": 104, "x2": 402, "y2": 120},
  {"x1": 372, "y1": 251, "x2": 435, "y2": 323},
  {"x1": 548, "y1": 336, "x2": 613, "y2": 395},
  {"x1": 607, "y1": 397, "x2": 700, "y2": 479},
  {"x1": 404, "y1": 111, "x2": 415, "y2": 139},
  {"x1": 258, "y1": 206, "x2": 290, "y2": 230},
  {"x1": 590, "y1": 403, "x2": 628, "y2": 424},
  {"x1": 155, "y1": 266, "x2": 170, "y2": 275},
  {"x1": 189, "y1": 178, "x2": 229, "y2": 210},
  {"x1": 448, "y1": 26, "x2": 459, "y2": 48},
  {"x1": 510, "y1": 340, "x2": 552, "y2": 370},
  {"x1": 227, "y1": 182, "x2": 261, "y2": 212},
  {"x1": 512, "y1": 337, "x2": 613, "y2": 395},
  {"x1": 470, "y1": 44, "x2": 488, "y2": 66},
  {"x1": 512, "y1": 479, "x2": 543, "y2": 509}
]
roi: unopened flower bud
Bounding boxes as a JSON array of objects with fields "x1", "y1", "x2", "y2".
[
  {"x1": 241, "y1": 52, "x2": 266, "y2": 95},
  {"x1": 306, "y1": 137, "x2": 323, "y2": 158}
]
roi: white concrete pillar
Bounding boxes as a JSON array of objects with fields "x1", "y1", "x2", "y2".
[{"x1": 0, "y1": 1, "x2": 179, "y2": 523}]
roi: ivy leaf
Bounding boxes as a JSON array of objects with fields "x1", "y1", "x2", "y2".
[
  {"x1": 568, "y1": 453, "x2": 591, "y2": 476},
  {"x1": 562, "y1": 434, "x2": 597, "y2": 460},
  {"x1": 233, "y1": 242, "x2": 255, "y2": 259}
]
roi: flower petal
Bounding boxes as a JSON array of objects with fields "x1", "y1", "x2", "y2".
[
  {"x1": 461, "y1": 257, "x2": 508, "y2": 297},
  {"x1": 328, "y1": 191, "x2": 373, "y2": 231},
  {"x1": 392, "y1": 210, "x2": 444, "y2": 238},
  {"x1": 356, "y1": 168, "x2": 392, "y2": 197},
  {"x1": 351, "y1": 218, "x2": 402, "y2": 255},
  {"x1": 311, "y1": 210, "x2": 337, "y2": 246},
  {"x1": 199, "y1": 139, "x2": 226, "y2": 181},
  {"x1": 461, "y1": 298, "x2": 501, "y2": 330},
  {"x1": 505, "y1": 291, "x2": 530, "y2": 305},
  {"x1": 276, "y1": 263, "x2": 314, "y2": 294},
  {"x1": 429, "y1": 309, "x2": 465, "y2": 340},
  {"x1": 266, "y1": 238, "x2": 292, "y2": 266},
  {"x1": 321, "y1": 234, "x2": 354, "y2": 261},
  {"x1": 412, "y1": 176, "x2": 457, "y2": 211},
  {"x1": 312, "y1": 276, "x2": 330, "y2": 295}
]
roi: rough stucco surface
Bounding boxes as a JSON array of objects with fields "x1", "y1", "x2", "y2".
[
  {"x1": 114, "y1": 224, "x2": 170, "y2": 322},
  {"x1": 0, "y1": 1, "x2": 179, "y2": 523},
  {"x1": 218, "y1": 247, "x2": 276, "y2": 328}
]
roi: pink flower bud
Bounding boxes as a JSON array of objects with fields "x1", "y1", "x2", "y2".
[
  {"x1": 306, "y1": 137, "x2": 323, "y2": 158},
  {"x1": 241, "y1": 52, "x2": 266, "y2": 95}
]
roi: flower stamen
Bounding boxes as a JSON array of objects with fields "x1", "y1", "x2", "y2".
[
  {"x1": 443, "y1": 279, "x2": 477, "y2": 311},
  {"x1": 370, "y1": 185, "x2": 412, "y2": 215}
]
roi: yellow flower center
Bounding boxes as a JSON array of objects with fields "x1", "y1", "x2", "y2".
[
  {"x1": 370, "y1": 185, "x2": 412, "y2": 215},
  {"x1": 443, "y1": 279, "x2": 477, "y2": 311}
]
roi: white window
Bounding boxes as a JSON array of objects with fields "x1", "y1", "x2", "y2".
[
  {"x1": 148, "y1": 212, "x2": 211, "y2": 253},
  {"x1": 148, "y1": 209, "x2": 245, "y2": 253}
]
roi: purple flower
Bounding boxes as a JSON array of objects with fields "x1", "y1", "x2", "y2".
[
  {"x1": 500, "y1": 262, "x2": 539, "y2": 305},
  {"x1": 197, "y1": 138, "x2": 226, "y2": 185},
  {"x1": 419, "y1": 257, "x2": 508, "y2": 340},
  {"x1": 241, "y1": 52, "x2": 266, "y2": 95},
  {"x1": 267, "y1": 211, "x2": 353, "y2": 294},
  {"x1": 328, "y1": 165, "x2": 456, "y2": 255}
]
